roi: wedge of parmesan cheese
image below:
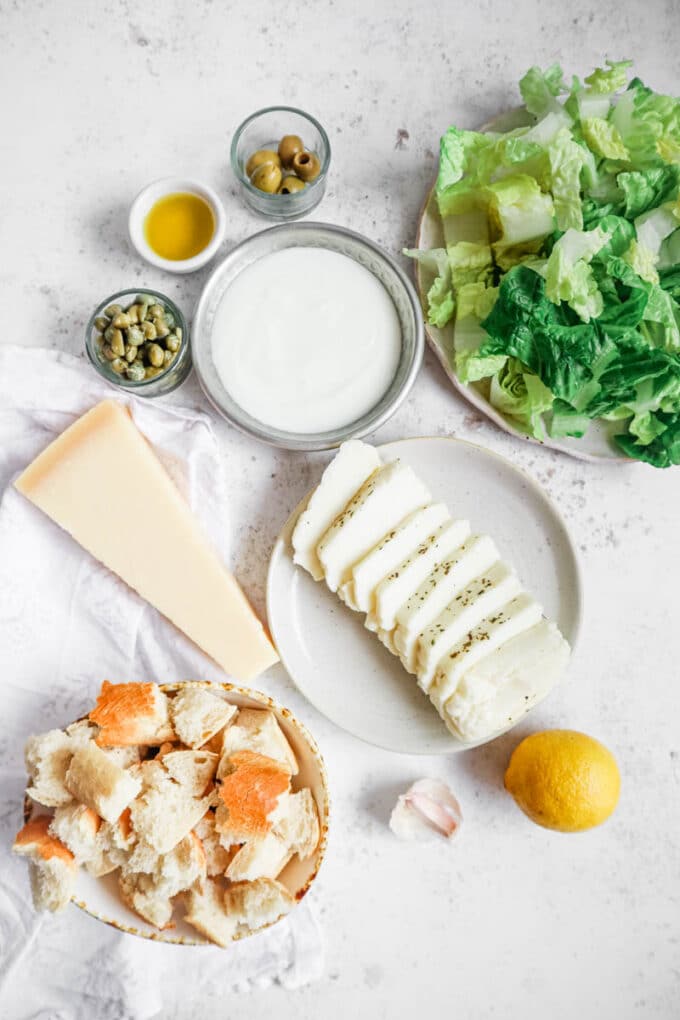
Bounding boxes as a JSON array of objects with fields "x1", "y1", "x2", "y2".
[
  {"x1": 291, "y1": 440, "x2": 381, "y2": 580},
  {"x1": 316, "y1": 460, "x2": 431, "y2": 593},
  {"x1": 14, "y1": 400, "x2": 278, "y2": 681}
]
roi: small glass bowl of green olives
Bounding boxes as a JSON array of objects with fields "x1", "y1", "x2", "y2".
[
  {"x1": 86, "y1": 289, "x2": 191, "y2": 397},
  {"x1": 231, "y1": 107, "x2": 331, "y2": 220}
]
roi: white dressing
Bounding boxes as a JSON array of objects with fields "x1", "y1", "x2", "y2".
[{"x1": 211, "y1": 247, "x2": 402, "y2": 434}]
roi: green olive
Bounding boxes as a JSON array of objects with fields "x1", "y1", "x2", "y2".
[
  {"x1": 153, "y1": 317, "x2": 170, "y2": 339},
  {"x1": 166, "y1": 334, "x2": 180, "y2": 352},
  {"x1": 251, "y1": 162, "x2": 282, "y2": 194},
  {"x1": 124, "y1": 344, "x2": 138, "y2": 363},
  {"x1": 141, "y1": 319, "x2": 157, "y2": 339},
  {"x1": 149, "y1": 303, "x2": 164, "y2": 318},
  {"x1": 110, "y1": 357, "x2": 127, "y2": 375},
  {"x1": 104, "y1": 303, "x2": 123, "y2": 318},
  {"x1": 291, "y1": 151, "x2": 321, "y2": 182},
  {"x1": 163, "y1": 349, "x2": 176, "y2": 366},
  {"x1": 101, "y1": 344, "x2": 116, "y2": 362},
  {"x1": 278, "y1": 134, "x2": 304, "y2": 168},
  {"x1": 126, "y1": 361, "x2": 146, "y2": 382},
  {"x1": 145, "y1": 365, "x2": 163, "y2": 379},
  {"x1": 111, "y1": 312, "x2": 131, "y2": 329},
  {"x1": 245, "y1": 148, "x2": 281, "y2": 178},
  {"x1": 278, "y1": 176, "x2": 306, "y2": 195},
  {"x1": 94, "y1": 316, "x2": 109, "y2": 331}
]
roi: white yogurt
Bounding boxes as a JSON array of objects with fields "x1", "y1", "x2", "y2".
[{"x1": 211, "y1": 247, "x2": 402, "y2": 433}]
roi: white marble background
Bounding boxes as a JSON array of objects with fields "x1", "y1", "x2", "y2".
[{"x1": 1, "y1": 0, "x2": 679, "y2": 1017}]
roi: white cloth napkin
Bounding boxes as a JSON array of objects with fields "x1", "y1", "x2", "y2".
[{"x1": 0, "y1": 346, "x2": 324, "y2": 1019}]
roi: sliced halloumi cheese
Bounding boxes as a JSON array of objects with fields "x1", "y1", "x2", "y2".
[
  {"x1": 316, "y1": 460, "x2": 431, "y2": 593},
  {"x1": 366, "y1": 518, "x2": 471, "y2": 633},
  {"x1": 338, "y1": 503, "x2": 450, "y2": 613},
  {"x1": 443, "y1": 619, "x2": 570, "y2": 743},
  {"x1": 415, "y1": 561, "x2": 522, "y2": 689},
  {"x1": 427, "y1": 592, "x2": 543, "y2": 710},
  {"x1": 291, "y1": 440, "x2": 381, "y2": 580},
  {"x1": 393, "y1": 534, "x2": 499, "y2": 673}
]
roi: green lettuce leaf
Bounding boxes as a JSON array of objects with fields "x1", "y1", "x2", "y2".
[
  {"x1": 447, "y1": 241, "x2": 494, "y2": 288},
  {"x1": 545, "y1": 128, "x2": 587, "y2": 230},
  {"x1": 519, "y1": 64, "x2": 568, "y2": 118},
  {"x1": 622, "y1": 238, "x2": 659, "y2": 284},
  {"x1": 549, "y1": 400, "x2": 591, "y2": 438},
  {"x1": 403, "y1": 248, "x2": 455, "y2": 328},
  {"x1": 584, "y1": 60, "x2": 632, "y2": 95},
  {"x1": 453, "y1": 282, "x2": 505, "y2": 383},
  {"x1": 581, "y1": 117, "x2": 630, "y2": 160},
  {"x1": 484, "y1": 175, "x2": 555, "y2": 259},
  {"x1": 488, "y1": 358, "x2": 554, "y2": 437},
  {"x1": 543, "y1": 226, "x2": 610, "y2": 321},
  {"x1": 617, "y1": 165, "x2": 680, "y2": 218},
  {"x1": 611, "y1": 80, "x2": 680, "y2": 167},
  {"x1": 616, "y1": 411, "x2": 680, "y2": 467}
]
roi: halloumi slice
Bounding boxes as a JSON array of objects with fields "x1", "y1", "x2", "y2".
[
  {"x1": 366, "y1": 518, "x2": 470, "y2": 633},
  {"x1": 292, "y1": 440, "x2": 381, "y2": 580},
  {"x1": 415, "y1": 561, "x2": 522, "y2": 689},
  {"x1": 428, "y1": 592, "x2": 543, "y2": 710},
  {"x1": 338, "y1": 503, "x2": 449, "y2": 613},
  {"x1": 443, "y1": 619, "x2": 570, "y2": 743},
  {"x1": 393, "y1": 534, "x2": 499, "y2": 673},
  {"x1": 316, "y1": 460, "x2": 431, "y2": 593}
]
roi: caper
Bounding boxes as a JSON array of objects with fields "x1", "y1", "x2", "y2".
[
  {"x1": 126, "y1": 325, "x2": 144, "y2": 345},
  {"x1": 166, "y1": 334, "x2": 180, "y2": 352},
  {"x1": 278, "y1": 175, "x2": 306, "y2": 195},
  {"x1": 245, "y1": 149, "x2": 281, "y2": 178},
  {"x1": 164, "y1": 312, "x2": 175, "y2": 329},
  {"x1": 109, "y1": 330, "x2": 125, "y2": 356},
  {"x1": 104, "y1": 303, "x2": 123, "y2": 317},
  {"x1": 136, "y1": 294, "x2": 154, "y2": 306},
  {"x1": 145, "y1": 365, "x2": 163, "y2": 379},
  {"x1": 110, "y1": 357, "x2": 127, "y2": 375},
  {"x1": 102, "y1": 344, "x2": 116, "y2": 361},
  {"x1": 175, "y1": 327, "x2": 182, "y2": 342},
  {"x1": 147, "y1": 343, "x2": 164, "y2": 367},
  {"x1": 153, "y1": 318, "x2": 170, "y2": 339},
  {"x1": 149, "y1": 303, "x2": 164, "y2": 318},
  {"x1": 251, "y1": 162, "x2": 282, "y2": 194},
  {"x1": 141, "y1": 320, "x2": 156, "y2": 339},
  {"x1": 291, "y1": 150, "x2": 321, "y2": 182},
  {"x1": 163, "y1": 349, "x2": 176, "y2": 366},
  {"x1": 278, "y1": 134, "x2": 304, "y2": 168},
  {"x1": 94, "y1": 316, "x2": 109, "y2": 331},
  {"x1": 124, "y1": 344, "x2": 138, "y2": 362},
  {"x1": 104, "y1": 326, "x2": 115, "y2": 342},
  {"x1": 126, "y1": 361, "x2": 146, "y2": 382},
  {"x1": 111, "y1": 312, "x2": 131, "y2": 329},
  {"x1": 126, "y1": 305, "x2": 140, "y2": 324}
]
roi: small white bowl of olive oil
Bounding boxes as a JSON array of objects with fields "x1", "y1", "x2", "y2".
[{"x1": 128, "y1": 177, "x2": 226, "y2": 274}]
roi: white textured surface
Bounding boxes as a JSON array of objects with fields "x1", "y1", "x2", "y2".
[{"x1": 1, "y1": 1, "x2": 679, "y2": 1018}]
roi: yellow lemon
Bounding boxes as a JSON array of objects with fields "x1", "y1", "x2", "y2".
[{"x1": 504, "y1": 729, "x2": 620, "y2": 832}]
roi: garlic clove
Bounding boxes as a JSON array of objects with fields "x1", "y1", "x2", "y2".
[{"x1": 389, "y1": 778, "x2": 463, "y2": 841}]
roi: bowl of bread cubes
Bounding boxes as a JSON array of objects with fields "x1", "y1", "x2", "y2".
[{"x1": 13, "y1": 680, "x2": 328, "y2": 946}]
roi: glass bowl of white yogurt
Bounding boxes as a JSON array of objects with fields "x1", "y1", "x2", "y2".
[{"x1": 192, "y1": 223, "x2": 424, "y2": 451}]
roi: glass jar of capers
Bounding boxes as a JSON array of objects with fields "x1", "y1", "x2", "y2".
[
  {"x1": 231, "y1": 107, "x2": 330, "y2": 221},
  {"x1": 86, "y1": 290, "x2": 191, "y2": 396}
]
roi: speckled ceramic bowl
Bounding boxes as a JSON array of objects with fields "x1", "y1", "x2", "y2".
[{"x1": 23, "y1": 681, "x2": 329, "y2": 946}]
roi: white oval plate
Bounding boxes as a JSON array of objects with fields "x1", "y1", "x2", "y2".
[
  {"x1": 25, "y1": 682, "x2": 329, "y2": 946},
  {"x1": 267, "y1": 437, "x2": 582, "y2": 755},
  {"x1": 415, "y1": 110, "x2": 629, "y2": 463}
]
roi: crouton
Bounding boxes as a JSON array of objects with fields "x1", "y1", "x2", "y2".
[
  {"x1": 25, "y1": 730, "x2": 74, "y2": 808},
  {"x1": 65, "y1": 744, "x2": 141, "y2": 823},
  {"x1": 224, "y1": 877, "x2": 294, "y2": 932},
  {"x1": 161, "y1": 750, "x2": 218, "y2": 797},
  {"x1": 216, "y1": 750, "x2": 290, "y2": 842},
  {"x1": 184, "y1": 878, "x2": 236, "y2": 947},
  {"x1": 193, "y1": 812, "x2": 234, "y2": 876},
  {"x1": 272, "y1": 789, "x2": 320, "y2": 860},
  {"x1": 90, "y1": 681, "x2": 173, "y2": 746},
  {"x1": 13, "y1": 816, "x2": 77, "y2": 912},
  {"x1": 170, "y1": 688, "x2": 237, "y2": 749},
  {"x1": 225, "y1": 832, "x2": 292, "y2": 882},
  {"x1": 129, "y1": 780, "x2": 212, "y2": 855},
  {"x1": 219, "y1": 710, "x2": 298, "y2": 776},
  {"x1": 49, "y1": 804, "x2": 101, "y2": 863}
]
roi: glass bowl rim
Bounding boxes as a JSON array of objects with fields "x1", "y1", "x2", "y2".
[
  {"x1": 85, "y1": 287, "x2": 190, "y2": 390},
  {"x1": 230, "y1": 106, "x2": 332, "y2": 200}
]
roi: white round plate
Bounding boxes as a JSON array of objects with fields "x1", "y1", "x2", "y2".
[
  {"x1": 267, "y1": 437, "x2": 582, "y2": 755},
  {"x1": 415, "y1": 110, "x2": 628, "y2": 463}
]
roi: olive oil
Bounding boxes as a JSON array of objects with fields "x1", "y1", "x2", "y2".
[{"x1": 144, "y1": 192, "x2": 214, "y2": 261}]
